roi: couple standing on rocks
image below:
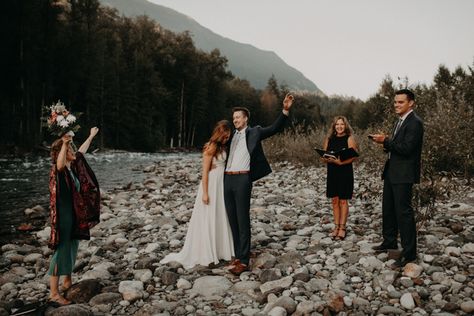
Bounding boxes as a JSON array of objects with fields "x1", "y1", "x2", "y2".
[
  {"x1": 161, "y1": 94, "x2": 295, "y2": 274},
  {"x1": 161, "y1": 88, "x2": 424, "y2": 276}
]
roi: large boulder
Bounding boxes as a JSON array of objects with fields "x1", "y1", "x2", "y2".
[
  {"x1": 260, "y1": 276, "x2": 293, "y2": 295},
  {"x1": 65, "y1": 279, "x2": 103, "y2": 303},
  {"x1": 45, "y1": 304, "x2": 92, "y2": 316},
  {"x1": 89, "y1": 293, "x2": 122, "y2": 306},
  {"x1": 190, "y1": 276, "x2": 232, "y2": 297},
  {"x1": 118, "y1": 281, "x2": 144, "y2": 302}
]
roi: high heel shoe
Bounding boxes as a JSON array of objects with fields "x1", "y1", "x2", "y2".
[
  {"x1": 335, "y1": 224, "x2": 346, "y2": 241},
  {"x1": 330, "y1": 224, "x2": 340, "y2": 239}
]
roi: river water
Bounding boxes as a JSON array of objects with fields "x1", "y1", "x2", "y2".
[{"x1": 0, "y1": 151, "x2": 199, "y2": 245}]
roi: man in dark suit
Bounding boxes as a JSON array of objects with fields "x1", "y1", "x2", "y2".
[
  {"x1": 369, "y1": 89, "x2": 424, "y2": 269},
  {"x1": 225, "y1": 93, "x2": 294, "y2": 274}
]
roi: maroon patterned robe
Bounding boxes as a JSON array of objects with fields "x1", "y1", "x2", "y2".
[{"x1": 48, "y1": 152, "x2": 100, "y2": 249}]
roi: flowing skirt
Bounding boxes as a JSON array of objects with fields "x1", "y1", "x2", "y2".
[
  {"x1": 160, "y1": 167, "x2": 234, "y2": 269},
  {"x1": 48, "y1": 187, "x2": 79, "y2": 276}
]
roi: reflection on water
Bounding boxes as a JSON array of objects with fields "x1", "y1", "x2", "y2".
[{"x1": 0, "y1": 151, "x2": 199, "y2": 244}]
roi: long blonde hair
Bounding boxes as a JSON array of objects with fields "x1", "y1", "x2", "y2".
[
  {"x1": 203, "y1": 120, "x2": 231, "y2": 157},
  {"x1": 326, "y1": 116, "x2": 353, "y2": 140}
]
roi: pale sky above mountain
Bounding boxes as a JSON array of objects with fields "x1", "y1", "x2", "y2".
[{"x1": 149, "y1": 0, "x2": 474, "y2": 100}]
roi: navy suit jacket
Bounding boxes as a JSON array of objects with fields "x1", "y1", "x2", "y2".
[
  {"x1": 382, "y1": 111, "x2": 424, "y2": 184},
  {"x1": 226, "y1": 112, "x2": 288, "y2": 182}
]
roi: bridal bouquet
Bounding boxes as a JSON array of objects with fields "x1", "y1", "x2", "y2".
[{"x1": 43, "y1": 100, "x2": 81, "y2": 136}]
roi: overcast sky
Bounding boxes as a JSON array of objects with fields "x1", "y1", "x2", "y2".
[{"x1": 149, "y1": 0, "x2": 474, "y2": 100}]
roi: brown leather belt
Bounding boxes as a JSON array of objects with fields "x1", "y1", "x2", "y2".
[{"x1": 225, "y1": 170, "x2": 250, "y2": 175}]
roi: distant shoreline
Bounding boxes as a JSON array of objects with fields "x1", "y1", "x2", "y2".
[{"x1": 0, "y1": 146, "x2": 202, "y2": 157}]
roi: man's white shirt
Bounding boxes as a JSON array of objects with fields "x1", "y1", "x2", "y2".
[
  {"x1": 226, "y1": 127, "x2": 250, "y2": 172},
  {"x1": 399, "y1": 109, "x2": 413, "y2": 125}
]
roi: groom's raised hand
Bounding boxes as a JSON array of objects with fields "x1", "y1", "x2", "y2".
[{"x1": 283, "y1": 93, "x2": 294, "y2": 112}]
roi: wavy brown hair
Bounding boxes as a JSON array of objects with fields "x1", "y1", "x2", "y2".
[
  {"x1": 203, "y1": 120, "x2": 232, "y2": 157},
  {"x1": 327, "y1": 116, "x2": 353, "y2": 140},
  {"x1": 50, "y1": 139, "x2": 65, "y2": 164}
]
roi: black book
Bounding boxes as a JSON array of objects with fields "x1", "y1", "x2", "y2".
[{"x1": 314, "y1": 147, "x2": 359, "y2": 161}]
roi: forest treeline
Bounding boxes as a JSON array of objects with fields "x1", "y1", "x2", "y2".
[
  {"x1": 0, "y1": 0, "x2": 326, "y2": 151},
  {"x1": 1, "y1": 0, "x2": 473, "y2": 177},
  {"x1": 266, "y1": 65, "x2": 474, "y2": 178}
]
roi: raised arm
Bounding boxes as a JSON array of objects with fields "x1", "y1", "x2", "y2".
[
  {"x1": 201, "y1": 152, "x2": 213, "y2": 205},
  {"x1": 260, "y1": 93, "x2": 294, "y2": 140},
  {"x1": 57, "y1": 134, "x2": 72, "y2": 171},
  {"x1": 78, "y1": 127, "x2": 99, "y2": 154}
]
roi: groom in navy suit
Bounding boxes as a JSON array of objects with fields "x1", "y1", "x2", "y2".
[
  {"x1": 224, "y1": 94, "x2": 294, "y2": 274},
  {"x1": 370, "y1": 89, "x2": 424, "y2": 269}
]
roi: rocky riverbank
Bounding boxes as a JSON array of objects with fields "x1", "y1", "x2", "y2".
[{"x1": 1, "y1": 155, "x2": 474, "y2": 315}]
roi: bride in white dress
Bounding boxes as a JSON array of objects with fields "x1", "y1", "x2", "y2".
[{"x1": 161, "y1": 120, "x2": 235, "y2": 269}]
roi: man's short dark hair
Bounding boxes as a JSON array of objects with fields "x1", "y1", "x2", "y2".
[
  {"x1": 232, "y1": 107, "x2": 250, "y2": 119},
  {"x1": 395, "y1": 89, "x2": 415, "y2": 101}
]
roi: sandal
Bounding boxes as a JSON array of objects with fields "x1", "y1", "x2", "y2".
[
  {"x1": 48, "y1": 295, "x2": 71, "y2": 306},
  {"x1": 335, "y1": 224, "x2": 346, "y2": 241},
  {"x1": 330, "y1": 224, "x2": 340, "y2": 238}
]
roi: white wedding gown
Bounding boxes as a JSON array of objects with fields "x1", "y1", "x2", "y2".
[{"x1": 160, "y1": 152, "x2": 234, "y2": 269}]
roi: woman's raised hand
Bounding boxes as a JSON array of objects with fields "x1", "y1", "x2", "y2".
[
  {"x1": 61, "y1": 134, "x2": 72, "y2": 145},
  {"x1": 90, "y1": 127, "x2": 99, "y2": 138}
]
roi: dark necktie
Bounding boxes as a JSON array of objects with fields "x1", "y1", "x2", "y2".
[{"x1": 393, "y1": 119, "x2": 403, "y2": 137}]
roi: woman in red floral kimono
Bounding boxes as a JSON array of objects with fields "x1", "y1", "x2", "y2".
[{"x1": 48, "y1": 127, "x2": 100, "y2": 305}]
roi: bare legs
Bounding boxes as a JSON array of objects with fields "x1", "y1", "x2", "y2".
[
  {"x1": 49, "y1": 273, "x2": 71, "y2": 305},
  {"x1": 331, "y1": 197, "x2": 349, "y2": 240},
  {"x1": 330, "y1": 197, "x2": 341, "y2": 237},
  {"x1": 62, "y1": 275, "x2": 72, "y2": 291}
]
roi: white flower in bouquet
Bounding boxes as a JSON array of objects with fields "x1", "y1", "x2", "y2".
[
  {"x1": 50, "y1": 101, "x2": 66, "y2": 114},
  {"x1": 59, "y1": 119, "x2": 69, "y2": 128},
  {"x1": 66, "y1": 114, "x2": 76, "y2": 123},
  {"x1": 43, "y1": 100, "x2": 81, "y2": 136}
]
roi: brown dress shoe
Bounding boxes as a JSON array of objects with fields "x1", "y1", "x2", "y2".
[
  {"x1": 229, "y1": 262, "x2": 248, "y2": 275},
  {"x1": 225, "y1": 259, "x2": 240, "y2": 270}
]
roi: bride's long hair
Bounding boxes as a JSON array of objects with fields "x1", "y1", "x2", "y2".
[{"x1": 203, "y1": 120, "x2": 232, "y2": 158}]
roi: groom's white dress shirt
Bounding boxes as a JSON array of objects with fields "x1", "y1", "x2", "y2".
[{"x1": 226, "y1": 127, "x2": 250, "y2": 172}]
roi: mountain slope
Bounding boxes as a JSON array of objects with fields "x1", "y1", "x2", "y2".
[{"x1": 100, "y1": 0, "x2": 322, "y2": 93}]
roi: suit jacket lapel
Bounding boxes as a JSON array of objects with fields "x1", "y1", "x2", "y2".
[
  {"x1": 246, "y1": 127, "x2": 257, "y2": 154},
  {"x1": 393, "y1": 111, "x2": 414, "y2": 140}
]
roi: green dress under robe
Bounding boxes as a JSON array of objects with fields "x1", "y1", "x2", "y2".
[{"x1": 48, "y1": 168, "x2": 80, "y2": 276}]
